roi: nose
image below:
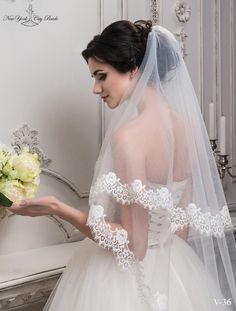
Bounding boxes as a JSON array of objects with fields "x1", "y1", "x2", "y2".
[{"x1": 93, "y1": 81, "x2": 102, "y2": 94}]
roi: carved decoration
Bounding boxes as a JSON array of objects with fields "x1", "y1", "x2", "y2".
[
  {"x1": 150, "y1": 0, "x2": 159, "y2": 25},
  {"x1": 11, "y1": 124, "x2": 52, "y2": 169},
  {"x1": 174, "y1": 1, "x2": 191, "y2": 57},
  {"x1": 0, "y1": 273, "x2": 61, "y2": 310},
  {"x1": 175, "y1": 0, "x2": 191, "y2": 23},
  {"x1": 175, "y1": 27, "x2": 188, "y2": 58},
  {"x1": 1, "y1": 124, "x2": 89, "y2": 240}
]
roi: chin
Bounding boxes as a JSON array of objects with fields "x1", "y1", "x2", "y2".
[
  {"x1": 108, "y1": 105, "x2": 116, "y2": 110},
  {"x1": 107, "y1": 100, "x2": 119, "y2": 109}
]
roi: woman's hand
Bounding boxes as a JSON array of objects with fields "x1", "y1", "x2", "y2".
[{"x1": 7, "y1": 196, "x2": 60, "y2": 217}]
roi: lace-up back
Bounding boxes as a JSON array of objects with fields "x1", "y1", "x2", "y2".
[{"x1": 147, "y1": 179, "x2": 188, "y2": 247}]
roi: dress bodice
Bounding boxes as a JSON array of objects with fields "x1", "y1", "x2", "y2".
[{"x1": 147, "y1": 179, "x2": 188, "y2": 248}]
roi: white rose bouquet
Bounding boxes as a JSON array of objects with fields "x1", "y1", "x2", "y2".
[{"x1": 0, "y1": 145, "x2": 41, "y2": 208}]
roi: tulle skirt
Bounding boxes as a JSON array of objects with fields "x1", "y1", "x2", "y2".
[{"x1": 43, "y1": 235, "x2": 229, "y2": 311}]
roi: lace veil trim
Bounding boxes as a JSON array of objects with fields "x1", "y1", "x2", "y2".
[
  {"x1": 89, "y1": 172, "x2": 233, "y2": 238},
  {"x1": 87, "y1": 204, "x2": 168, "y2": 311},
  {"x1": 87, "y1": 172, "x2": 233, "y2": 311}
]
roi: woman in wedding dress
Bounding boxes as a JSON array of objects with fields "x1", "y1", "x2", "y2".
[{"x1": 5, "y1": 20, "x2": 236, "y2": 310}]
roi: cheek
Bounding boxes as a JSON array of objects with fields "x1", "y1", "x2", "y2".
[{"x1": 114, "y1": 78, "x2": 131, "y2": 94}]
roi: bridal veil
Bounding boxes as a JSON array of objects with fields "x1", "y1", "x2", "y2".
[{"x1": 85, "y1": 22, "x2": 236, "y2": 310}]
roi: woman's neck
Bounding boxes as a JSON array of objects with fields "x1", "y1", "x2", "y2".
[{"x1": 137, "y1": 86, "x2": 167, "y2": 115}]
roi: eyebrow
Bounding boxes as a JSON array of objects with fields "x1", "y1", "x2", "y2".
[{"x1": 92, "y1": 69, "x2": 105, "y2": 77}]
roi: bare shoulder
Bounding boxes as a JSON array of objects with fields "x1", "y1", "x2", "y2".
[
  {"x1": 111, "y1": 122, "x2": 145, "y2": 156},
  {"x1": 112, "y1": 122, "x2": 142, "y2": 145}
]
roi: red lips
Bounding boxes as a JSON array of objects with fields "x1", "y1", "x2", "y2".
[{"x1": 101, "y1": 95, "x2": 109, "y2": 102}]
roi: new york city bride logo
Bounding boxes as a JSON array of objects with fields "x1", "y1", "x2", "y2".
[{"x1": 3, "y1": 2, "x2": 58, "y2": 27}]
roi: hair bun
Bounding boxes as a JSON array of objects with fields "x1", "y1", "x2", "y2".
[{"x1": 134, "y1": 20, "x2": 153, "y2": 38}]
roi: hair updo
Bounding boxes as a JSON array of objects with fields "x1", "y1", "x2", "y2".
[
  {"x1": 82, "y1": 20, "x2": 152, "y2": 73},
  {"x1": 82, "y1": 20, "x2": 179, "y2": 82}
]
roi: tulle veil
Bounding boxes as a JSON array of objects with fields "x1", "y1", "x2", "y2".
[{"x1": 86, "y1": 24, "x2": 236, "y2": 310}]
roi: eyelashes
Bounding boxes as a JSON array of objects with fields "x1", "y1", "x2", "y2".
[{"x1": 98, "y1": 74, "x2": 107, "y2": 81}]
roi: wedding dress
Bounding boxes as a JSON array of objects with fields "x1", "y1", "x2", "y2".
[{"x1": 44, "y1": 180, "x2": 227, "y2": 311}]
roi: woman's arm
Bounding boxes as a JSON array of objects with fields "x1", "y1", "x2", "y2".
[
  {"x1": 7, "y1": 197, "x2": 124, "y2": 244},
  {"x1": 56, "y1": 201, "x2": 94, "y2": 240},
  {"x1": 7, "y1": 197, "x2": 124, "y2": 241},
  {"x1": 57, "y1": 201, "x2": 148, "y2": 260},
  {"x1": 55, "y1": 200, "x2": 123, "y2": 242},
  {"x1": 7, "y1": 196, "x2": 146, "y2": 260},
  {"x1": 58, "y1": 201, "x2": 148, "y2": 260}
]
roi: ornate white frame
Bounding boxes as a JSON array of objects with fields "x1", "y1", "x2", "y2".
[{"x1": 6, "y1": 124, "x2": 89, "y2": 241}]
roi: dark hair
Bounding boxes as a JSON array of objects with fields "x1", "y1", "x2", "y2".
[
  {"x1": 81, "y1": 20, "x2": 152, "y2": 73},
  {"x1": 82, "y1": 20, "x2": 179, "y2": 82}
]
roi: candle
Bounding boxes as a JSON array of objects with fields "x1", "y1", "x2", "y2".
[
  {"x1": 219, "y1": 115, "x2": 226, "y2": 154},
  {"x1": 209, "y1": 101, "x2": 216, "y2": 139}
]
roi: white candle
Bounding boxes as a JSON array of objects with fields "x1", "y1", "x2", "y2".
[
  {"x1": 209, "y1": 101, "x2": 216, "y2": 139},
  {"x1": 219, "y1": 115, "x2": 226, "y2": 154}
]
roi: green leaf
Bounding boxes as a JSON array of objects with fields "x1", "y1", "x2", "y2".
[{"x1": 0, "y1": 192, "x2": 13, "y2": 207}]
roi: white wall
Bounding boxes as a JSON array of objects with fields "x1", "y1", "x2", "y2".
[
  {"x1": 0, "y1": 0, "x2": 156, "y2": 255},
  {"x1": 0, "y1": 0, "x2": 102, "y2": 253}
]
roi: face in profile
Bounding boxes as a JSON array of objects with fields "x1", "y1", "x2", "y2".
[{"x1": 88, "y1": 57, "x2": 135, "y2": 109}]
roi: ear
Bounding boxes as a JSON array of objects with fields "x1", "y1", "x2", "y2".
[{"x1": 130, "y1": 67, "x2": 138, "y2": 79}]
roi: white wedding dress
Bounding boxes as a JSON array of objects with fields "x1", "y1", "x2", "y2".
[{"x1": 43, "y1": 180, "x2": 228, "y2": 311}]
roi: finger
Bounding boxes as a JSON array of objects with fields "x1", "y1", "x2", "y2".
[
  {"x1": 15, "y1": 199, "x2": 38, "y2": 207},
  {"x1": 8, "y1": 202, "x2": 27, "y2": 212},
  {"x1": 19, "y1": 198, "x2": 46, "y2": 207}
]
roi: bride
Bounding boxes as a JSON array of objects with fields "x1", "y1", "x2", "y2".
[{"x1": 4, "y1": 20, "x2": 236, "y2": 310}]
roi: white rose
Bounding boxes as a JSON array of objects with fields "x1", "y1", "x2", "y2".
[{"x1": 0, "y1": 179, "x2": 25, "y2": 203}]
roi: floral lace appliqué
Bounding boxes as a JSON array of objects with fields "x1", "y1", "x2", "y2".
[
  {"x1": 87, "y1": 204, "x2": 167, "y2": 311},
  {"x1": 90, "y1": 172, "x2": 172, "y2": 210},
  {"x1": 134, "y1": 263, "x2": 167, "y2": 311},
  {"x1": 90, "y1": 172, "x2": 233, "y2": 237},
  {"x1": 170, "y1": 204, "x2": 232, "y2": 237},
  {"x1": 87, "y1": 204, "x2": 136, "y2": 271},
  {"x1": 87, "y1": 172, "x2": 233, "y2": 310}
]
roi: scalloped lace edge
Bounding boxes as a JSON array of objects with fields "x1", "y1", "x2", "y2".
[
  {"x1": 87, "y1": 204, "x2": 167, "y2": 311},
  {"x1": 89, "y1": 172, "x2": 233, "y2": 238}
]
